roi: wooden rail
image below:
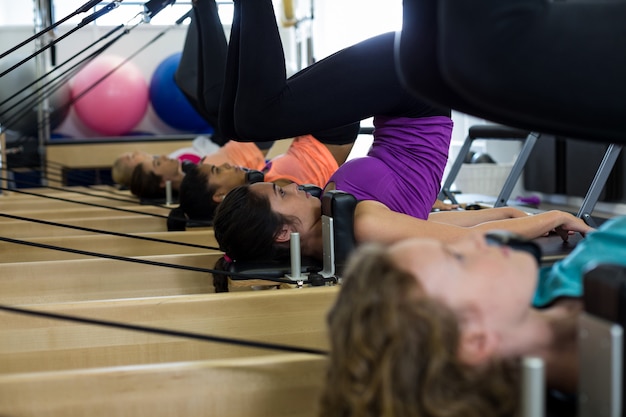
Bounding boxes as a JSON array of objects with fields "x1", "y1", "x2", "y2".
[
  {"x1": 0, "y1": 253, "x2": 227, "y2": 304},
  {"x1": 0, "y1": 287, "x2": 337, "y2": 373},
  {"x1": 0, "y1": 230, "x2": 219, "y2": 262},
  {"x1": 0, "y1": 354, "x2": 326, "y2": 417}
]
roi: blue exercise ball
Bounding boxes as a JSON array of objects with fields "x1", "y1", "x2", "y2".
[{"x1": 149, "y1": 52, "x2": 213, "y2": 133}]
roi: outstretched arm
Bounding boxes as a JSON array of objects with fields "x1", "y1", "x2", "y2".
[
  {"x1": 354, "y1": 200, "x2": 594, "y2": 245},
  {"x1": 428, "y1": 206, "x2": 528, "y2": 226}
]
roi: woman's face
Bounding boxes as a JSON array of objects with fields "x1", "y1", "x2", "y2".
[
  {"x1": 250, "y1": 182, "x2": 322, "y2": 235},
  {"x1": 389, "y1": 232, "x2": 538, "y2": 330},
  {"x1": 198, "y1": 163, "x2": 248, "y2": 202},
  {"x1": 140, "y1": 154, "x2": 182, "y2": 182},
  {"x1": 119, "y1": 151, "x2": 153, "y2": 172}
]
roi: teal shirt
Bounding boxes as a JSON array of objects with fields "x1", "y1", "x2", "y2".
[{"x1": 532, "y1": 216, "x2": 626, "y2": 308}]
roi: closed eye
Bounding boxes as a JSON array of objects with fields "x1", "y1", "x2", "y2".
[{"x1": 444, "y1": 247, "x2": 465, "y2": 262}]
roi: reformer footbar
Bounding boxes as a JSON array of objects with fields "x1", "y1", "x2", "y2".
[
  {"x1": 443, "y1": 124, "x2": 623, "y2": 270},
  {"x1": 576, "y1": 144, "x2": 623, "y2": 228},
  {"x1": 441, "y1": 125, "x2": 623, "y2": 227},
  {"x1": 227, "y1": 188, "x2": 358, "y2": 288},
  {"x1": 440, "y1": 124, "x2": 540, "y2": 208}
]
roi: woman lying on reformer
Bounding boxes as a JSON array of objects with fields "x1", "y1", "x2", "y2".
[
  {"x1": 168, "y1": 5, "x2": 451, "y2": 228},
  {"x1": 163, "y1": 0, "x2": 359, "y2": 226},
  {"x1": 165, "y1": 0, "x2": 456, "y2": 228},
  {"x1": 112, "y1": 0, "x2": 355, "y2": 201},
  {"x1": 210, "y1": 0, "x2": 593, "y2": 291},
  {"x1": 107, "y1": 4, "x2": 263, "y2": 196},
  {"x1": 111, "y1": 137, "x2": 272, "y2": 196},
  {"x1": 320, "y1": 215, "x2": 626, "y2": 416}
]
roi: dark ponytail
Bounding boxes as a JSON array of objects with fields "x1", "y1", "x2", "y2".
[
  {"x1": 213, "y1": 185, "x2": 291, "y2": 263},
  {"x1": 167, "y1": 206, "x2": 188, "y2": 231},
  {"x1": 175, "y1": 164, "x2": 220, "y2": 226},
  {"x1": 130, "y1": 164, "x2": 167, "y2": 199},
  {"x1": 212, "y1": 256, "x2": 231, "y2": 293}
]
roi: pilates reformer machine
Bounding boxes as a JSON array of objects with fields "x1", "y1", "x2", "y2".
[
  {"x1": 389, "y1": 1, "x2": 626, "y2": 413},
  {"x1": 1, "y1": 185, "x2": 623, "y2": 416},
  {"x1": 226, "y1": 186, "x2": 626, "y2": 417},
  {"x1": 439, "y1": 123, "x2": 623, "y2": 229}
]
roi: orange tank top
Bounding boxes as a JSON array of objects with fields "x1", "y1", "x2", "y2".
[
  {"x1": 264, "y1": 135, "x2": 338, "y2": 187},
  {"x1": 200, "y1": 141, "x2": 266, "y2": 170}
]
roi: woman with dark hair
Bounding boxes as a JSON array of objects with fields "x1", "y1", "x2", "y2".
[
  {"x1": 166, "y1": 127, "x2": 357, "y2": 230},
  {"x1": 119, "y1": 0, "x2": 277, "y2": 201},
  {"x1": 320, "y1": 215, "x2": 626, "y2": 416},
  {"x1": 210, "y1": 0, "x2": 592, "y2": 291},
  {"x1": 111, "y1": 137, "x2": 221, "y2": 189},
  {"x1": 126, "y1": 140, "x2": 270, "y2": 200},
  {"x1": 164, "y1": 0, "x2": 359, "y2": 228}
]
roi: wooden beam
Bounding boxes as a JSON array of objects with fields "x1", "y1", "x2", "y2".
[
  {"x1": 0, "y1": 287, "x2": 338, "y2": 373},
  {"x1": 0, "y1": 253, "x2": 229, "y2": 304},
  {"x1": 0, "y1": 185, "x2": 135, "y2": 198},
  {"x1": 2, "y1": 185, "x2": 127, "y2": 196},
  {"x1": 0, "y1": 354, "x2": 326, "y2": 417},
  {"x1": 0, "y1": 215, "x2": 171, "y2": 238},
  {"x1": 0, "y1": 229, "x2": 218, "y2": 262},
  {"x1": 0, "y1": 194, "x2": 146, "y2": 211},
  {"x1": 0, "y1": 204, "x2": 170, "y2": 220}
]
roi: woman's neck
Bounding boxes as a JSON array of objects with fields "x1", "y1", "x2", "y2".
[
  {"x1": 541, "y1": 299, "x2": 582, "y2": 393},
  {"x1": 505, "y1": 300, "x2": 582, "y2": 394},
  {"x1": 299, "y1": 217, "x2": 324, "y2": 260}
]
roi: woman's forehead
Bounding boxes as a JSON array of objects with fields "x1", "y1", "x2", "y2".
[
  {"x1": 390, "y1": 238, "x2": 441, "y2": 261},
  {"x1": 250, "y1": 182, "x2": 274, "y2": 195},
  {"x1": 389, "y1": 240, "x2": 451, "y2": 284}
]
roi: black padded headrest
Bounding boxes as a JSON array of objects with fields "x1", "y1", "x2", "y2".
[
  {"x1": 583, "y1": 263, "x2": 626, "y2": 324},
  {"x1": 322, "y1": 190, "x2": 358, "y2": 276},
  {"x1": 140, "y1": 196, "x2": 178, "y2": 205},
  {"x1": 227, "y1": 256, "x2": 323, "y2": 279},
  {"x1": 298, "y1": 184, "x2": 323, "y2": 199},
  {"x1": 485, "y1": 230, "x2": 542, "y2": 265},
  {"x1": 244, "y1": 168, "x2": 265, "y2": 184},
  {"x1": 181, "y1": 160, "x2": 196, "y2": 174}
]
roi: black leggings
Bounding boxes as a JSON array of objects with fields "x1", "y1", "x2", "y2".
[
  {"x1": 175, "y1": 0, "x2": 275, "y2": 149},
  {"x1": 397, "y1": 0, "x2": 626, "y2": 143},
  {"x1": 175, "y1": 0, "x2": 228, "y2": 144},
  {"x1": 218, "y1": 0, "x2": 448, "y2": 143}
]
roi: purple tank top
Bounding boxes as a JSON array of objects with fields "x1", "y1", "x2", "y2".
[{"x1": 328, "y1": 115, "x2": 453, "y2": 219}]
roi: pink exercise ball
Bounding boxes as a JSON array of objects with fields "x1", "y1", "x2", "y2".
[{"x1": 71, "y1": 55, "x2": 148, "y2": 136}]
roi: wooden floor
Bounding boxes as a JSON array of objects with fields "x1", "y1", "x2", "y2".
[{"x1": 0, "y1": 185, "x2": 335, "y2": 417}]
